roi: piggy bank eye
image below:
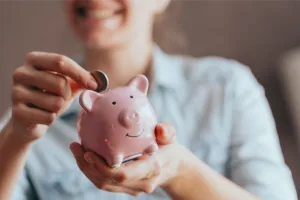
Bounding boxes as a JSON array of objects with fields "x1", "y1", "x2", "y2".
[
  {"x1": 112, "y1": 101, "x2": 116, "y2": 105},
  {"x1": 130, "y1": 95, "x2": 133, "y2": 98}
]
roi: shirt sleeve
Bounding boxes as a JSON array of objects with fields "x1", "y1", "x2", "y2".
[
  {"x1": 0, "y1": 109, "x2": 34, "y2": 200},
  {"x1": 228, "y1": 65, "x2": 298, "y2": 200},
  {"x1": 10, "y1": 168, "x2": 35, "y2": 200}
]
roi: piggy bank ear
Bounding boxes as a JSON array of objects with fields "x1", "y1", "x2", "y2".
[
  {"x1": 79, "y1": 90, "x2": 100, "y2": 112},
  {"x1": 127, "y1": 75, "x2": 149, "y2": 94}
]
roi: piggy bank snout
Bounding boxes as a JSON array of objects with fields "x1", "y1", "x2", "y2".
[{"x1": 119, "y1": 109, "x2": 140, "y2": 128}]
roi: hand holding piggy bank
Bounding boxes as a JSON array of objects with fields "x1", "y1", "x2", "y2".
[{"x1": 77, "y1": 74, "x2": 159, "y2": 168}]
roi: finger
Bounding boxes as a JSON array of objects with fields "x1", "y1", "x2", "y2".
[
  {"x1": 83, "y1": 152, "x2": 140, "y2": 183},
  {"x1": 12, "y1": 85, "x2": 64, "y2": 113},
  {"x1": 123, "y1": 178, "x2": 158, "y2": 194},
  {"x1": 77, "y1": 162, "x2": 136, "y2": 196},
  {"x1": 69, "y1": 142, "x2": 89, "y2": 171},
  {"x1": 83, "y1": 152, "x2": 129, "y2": 184},
  {"x1": 26, "y1": 52, "x2": 97, "y2": 90},
  {"x1": 111, "y1": 155, "x2": 161, "y2": 183},
  {"x1": 96, "y1": 183, "x2": 143, "y2": 196},
  {"x1": 83, "y1": 152, "x2": 112, "y2": 176},
  {"x1": 12, "y1": 103, "x2": 56, "y2": 125},
  {"x1": 83, "y1": 152, "x2": 143, "y2": 196},
  {"x1": 13, "y1": 66, "x2": 72, "y2": 100},
  {"x1": 155, "y1": 123, "x2": 177, "y2": 145},
  {"x1": 70, "y1": 145, "x2": 138, "y2": 196},
  {"x1": 70, "y1": 142, "x2": 85, "y2": 158},
  {"x1": 72, "y1": 145, "x2": 116, "y2": 187}
]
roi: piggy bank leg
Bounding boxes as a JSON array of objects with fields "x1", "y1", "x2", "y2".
[
  {"x1": 144, "y1": 143, "x2": 159, "y2": 155},
  {"x1": 108, "y1": 155, "x2": 124, "y2": 168}
]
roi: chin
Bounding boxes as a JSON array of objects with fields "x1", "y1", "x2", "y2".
[{"x1": 81, "y1": 31, "x2": 123, "y2": 50}]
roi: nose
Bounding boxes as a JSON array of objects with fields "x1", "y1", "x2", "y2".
[{"x1": 119, "y1": 109, "x2": 140, "y2": 128}]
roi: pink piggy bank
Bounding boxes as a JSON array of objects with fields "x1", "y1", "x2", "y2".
[{"x1": 77, "y1": 75, "x2": 159, "y2": 168}]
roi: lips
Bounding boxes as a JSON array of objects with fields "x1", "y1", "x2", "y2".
[
  {"x1": 75, "y1": 7, "x2": 124, "y2": 20},
  {"x1": 74, "y1": 0, "x2": 124, "y2": 20},
  {"x1": 69, "y1": 0, "x2": 126, "y2": 42}
]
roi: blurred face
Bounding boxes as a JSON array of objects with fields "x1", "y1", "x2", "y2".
[{"x1": 65, "y1": 0, "x2": 170, "y2": 49}]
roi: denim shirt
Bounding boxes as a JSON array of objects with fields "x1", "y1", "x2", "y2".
[{"x1": 0, "y1": 47, "x2": 297, "y2": 200}]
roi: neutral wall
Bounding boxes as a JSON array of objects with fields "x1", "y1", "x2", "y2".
[{"x1": 1, "y1": 0, "x2": 300, "y2": 193}]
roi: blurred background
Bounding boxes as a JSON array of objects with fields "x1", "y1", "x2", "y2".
[{"x1": 1, "y1": 0, "x2": 300, "y2": 195}]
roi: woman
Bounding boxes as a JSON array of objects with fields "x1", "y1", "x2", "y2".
[{"x1": 0, "y1": 0, "x2": 297, "y2": 199}]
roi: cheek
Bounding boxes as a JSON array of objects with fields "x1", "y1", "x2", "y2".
[
  {"x1": 126, "y1": 0, "x2": 157, "y2": 20},
  {"x1": 125, "y1": 0, "x2": 157, "y2": 32}
]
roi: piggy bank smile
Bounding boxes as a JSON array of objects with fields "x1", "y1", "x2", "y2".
[{"x1": 126, "y1": 129, "x2": 144, "y2": 138}]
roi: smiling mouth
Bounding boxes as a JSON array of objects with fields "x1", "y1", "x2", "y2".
[
  {"x1": 126, "y1": 130, "x2": 144, "y2": 138},
  {"x1": 75, "y1": 6, "x2": 124, "y2": 19}
]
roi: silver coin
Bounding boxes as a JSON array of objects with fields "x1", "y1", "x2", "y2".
[{"x1": 91, "y1": 70, "x2": 109, "y2": 92}]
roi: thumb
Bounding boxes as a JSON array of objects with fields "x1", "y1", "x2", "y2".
[{"x1": 155, "y1": 123, "x2": 177, "y2": 145}]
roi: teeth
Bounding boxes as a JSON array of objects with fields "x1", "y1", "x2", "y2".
[{"x1": 92, "y1": 10, "x2": 114, "y2": 19}]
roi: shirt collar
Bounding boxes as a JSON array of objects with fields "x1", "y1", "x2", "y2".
[
  {"x1": 61, "y1": 45, "x2": 185, "y2": 118},
  {"x1": 152, "y1": 45, "x2": 185, "y2": 90}
]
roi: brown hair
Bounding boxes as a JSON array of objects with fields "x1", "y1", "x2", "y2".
[{"x1": 153, "y1": 1, "x2": 187, "y2": 54}]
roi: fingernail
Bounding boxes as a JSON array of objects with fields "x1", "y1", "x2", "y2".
[
  {"x1": 84, "y1": 154, "x2": 95, "y2": 164},
  {"x1": 159, "y1": 124, "x2": 167, "y2": 136},
  {"x1": 87, "y1": 79, "x2": 98, "y2": 90}
]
